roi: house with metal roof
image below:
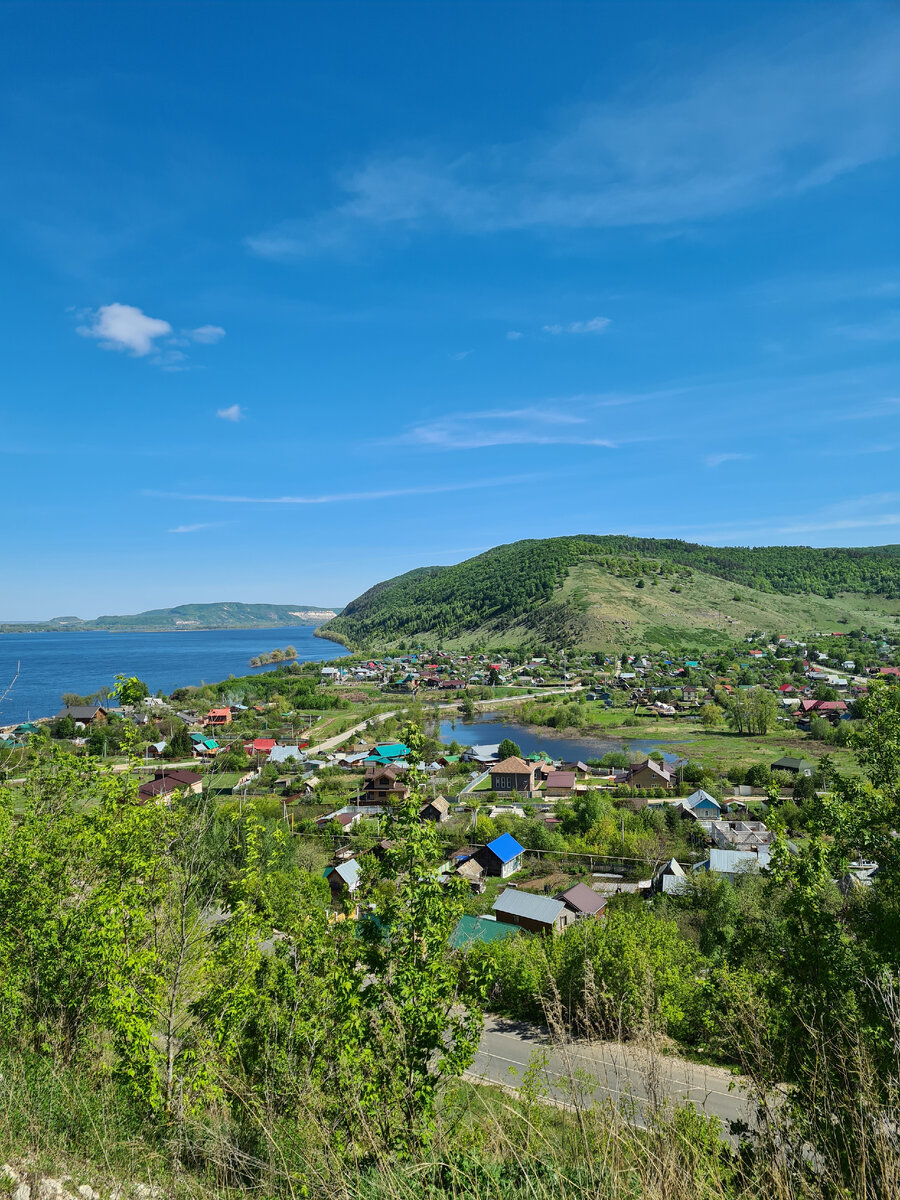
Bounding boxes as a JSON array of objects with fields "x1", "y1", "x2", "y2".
[
  {"x1": 476, "y1": 833, "x2": 525, "y2": 878},
  {"x1": 55, "y1": 705, "x2": 108, "y2": 725},
  {"x1": 544, "y1": 769, "x2": 577, "y2": 796},
  {"x1": 450, "y1": 913, "x2": 520, "y2": 949},
  {"x1": 694, "y1": 846, "x2": 771, "y2": 879},
  {"x1": 680, "y1": 789, "x2": 721, "y2": 820},
  {"x1": 556, "y1": 882, "x2": 607, "y2": 918},
  {"x1": 492, "y1": 888, "x2": 570, "y2": 935},
  {"x1": 464, "y1": 743, "x2": 501, "y2": 764},
  {"x1": 652, "y1": 858, "x2": 689, "y2": 895},
  {"x1": 268, "y1": 744, "x2": 303, "y2": 764},
  {"x1": 770, "y1": 756, "x2": 814, "y2": 776},
  {"x1": 367, "y1": 742, "x2": 409, "y2": 761},
  {"x1": 323, "y1": 858, "x2": 361, "y2": 900}
]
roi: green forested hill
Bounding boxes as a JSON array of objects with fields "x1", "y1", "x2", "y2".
[{"x1": 317, "y1": 536, "x2": 900, "y2": 652}]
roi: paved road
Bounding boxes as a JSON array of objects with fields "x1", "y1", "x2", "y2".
[{"x1": 469, "y1": 1015, "x2": 752, "y2": 1135}]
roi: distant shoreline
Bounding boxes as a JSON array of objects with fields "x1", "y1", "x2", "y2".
[{"x1": 0, "y1": 623, "x2": 331, "y2": 635}]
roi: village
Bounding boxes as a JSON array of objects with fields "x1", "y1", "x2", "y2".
[{"x1": 0, "y1": 622, "x2": 893, "y2": 950}]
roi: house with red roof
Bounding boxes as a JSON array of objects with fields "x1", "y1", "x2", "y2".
[{"x1": 245, "y1": 738, "x2": 277, "y2": 757}]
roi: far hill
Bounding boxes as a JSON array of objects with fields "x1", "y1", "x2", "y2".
[
  {"x1": 0, "y1": 602, "x2": 341, "y2": 635},
  {"x1": 317, "y1": 536, "x2": 900, "y2": 653}
]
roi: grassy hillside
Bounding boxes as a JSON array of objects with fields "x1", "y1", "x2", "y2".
[
  {"x1": 318, "y1": 536, "x2": 900, "y2": 652},
  {"x1": 0, "y1": 601, "x2": 340, "y2": 634}
]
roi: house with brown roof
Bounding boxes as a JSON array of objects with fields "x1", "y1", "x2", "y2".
[
  {"x1": 138, "y1": 769, "x2": 202, "y2": 804},
  {"x1": 544, "y1": 769, "x2": 577, "y2": 796},
  {"x1": 363, "y1": 765, "x2": 410, "y2": 806},
  {"x1": 628, "y1": 759, "x2": 675, "y2": 790},
  {"x1": 557, "y1": 882, "x2": 607, "y2": 920},
  {"x1": 489, "y1": 756, "x2": 537, "y2": 794}
]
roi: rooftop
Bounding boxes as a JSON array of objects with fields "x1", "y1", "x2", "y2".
[{"x1": 492, "y1": 889, "x2": 565, "y2": 925}]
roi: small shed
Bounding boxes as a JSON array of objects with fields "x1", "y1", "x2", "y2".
[{"x1": 477, "y1": 833, "x2": 525, "y2": 878}]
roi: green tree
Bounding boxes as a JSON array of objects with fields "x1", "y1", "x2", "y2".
[
  {"x1": 111, "y1": 674, "x2": 150, "y2": 706},
  {"x1": 498, "y1": 737, "x2": 521, "y2": 760},
  {"x1": 167, "y1": 722, "x2": 193, "y2": 759},
  {"x1": 700, "y1": 702, "x2": 724, "y2": 729},
  {"x1": 340, "y1": 723, "x2": 484, "y2": 1152}
]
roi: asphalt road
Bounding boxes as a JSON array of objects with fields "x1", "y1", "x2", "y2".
[{"x1": 469, "y1": 1015, "x2": 753, "y2": 1135}]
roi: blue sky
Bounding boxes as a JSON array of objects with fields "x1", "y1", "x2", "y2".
[{"x1": 3, "y1": 1, "x2": 900, "y2": 617}]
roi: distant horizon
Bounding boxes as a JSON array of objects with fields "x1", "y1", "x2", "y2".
[
  {"x1": 7, "y1": 529, "x2": 900, "y2": 622},
  {"x1": 3, "y1": 1, "x2": 899, "y2": 615}
]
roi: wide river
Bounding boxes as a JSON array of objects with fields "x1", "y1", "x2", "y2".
[{"x1": 0, "y1": 625, "x2": 349, "y2": 725}]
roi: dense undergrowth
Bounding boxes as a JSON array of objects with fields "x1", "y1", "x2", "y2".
[{"x1": 4, "y1": 691, "x2": 900, "y2": 1197}]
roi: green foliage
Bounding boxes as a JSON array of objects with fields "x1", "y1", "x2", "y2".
[
  {"x1": 470, "y1": 904, "x2": 701, "y2": 1041},
  {"x1": 321, "y1": 534, "x2": 900, "y2": 649},
  {"x1": 498, "y1": 737, "x2": 522, "y2": 760},
  {"x1": 111, "y1": 674, "x2": 150, "y2": 706},
  {"x1": 167, "y1": 721, "x2": 193, "y2": 759},
  {"x1": 725, "y1": 688, "x2": 778, "y2": 735}
]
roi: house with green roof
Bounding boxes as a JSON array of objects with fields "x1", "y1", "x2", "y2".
[{"x1": 450, "y1": 914, "x2": 521, "y2": 950}]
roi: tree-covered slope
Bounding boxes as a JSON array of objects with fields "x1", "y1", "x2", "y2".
[{"x1": 317, "y1": 536, "x2": 900, "y2": 650}]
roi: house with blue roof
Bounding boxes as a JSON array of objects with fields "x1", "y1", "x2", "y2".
[{"x1": 476, "y1": 833, "x2": 525, "y2": 878}]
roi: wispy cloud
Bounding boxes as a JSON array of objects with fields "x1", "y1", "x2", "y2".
[
  {"x1": 506, "y1": 331, "x2": 523, "y2": 341},
  {"x1": 450, "y1": 350, "x2": 472, "y2": 360},
  {"x1": 705, "y1": 452, "x2": 753, "y2": 468},
  {"x1": 246, "y1": 15, "x2": 900, "y2": 258},
  {"x1": 661, "y1": 493, "x2": 900, "y2": 543},
  {"x1": 190, "y1": 324, "x2": 226, "y2": 344},
  {"x1": 396, "y1": 405, "x2": 619, "y2": 450},
  {"x1": 76, "y1": 303, "x2": 226, "y2": 367},
  {"x1": 837, "y1": 311, "x2": 900, "y2": 342},
  {"x1": 167, "y1": 522, "x2": 223, "y2": 534},
  {"x1": 543, "y1": 317, "x2": 610, "y2": 335},
  {"x1": 144, "y1": 475, "x2": 541, "y2": 505},
  {"x1": 216, "y1": 404, "x2": 244, "y2": 422},
  {"x1": 393, "y1": 395, "x2": 660, "y2": 450}
]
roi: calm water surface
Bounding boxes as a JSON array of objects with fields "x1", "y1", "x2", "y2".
[
  {"x1": 0, "y1": 626, "x2": 349, "y2": 724},
  {"x1": 433, "y1": 712, "x2": 692, "y2": 763}
]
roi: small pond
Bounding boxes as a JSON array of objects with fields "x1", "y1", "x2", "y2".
[{"x1": 432, "y1": 711, "x2": 695, "y2": 764}]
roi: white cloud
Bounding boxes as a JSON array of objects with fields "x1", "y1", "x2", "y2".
[
  {"x1": 450, "y1": 350, "x2": 472, "y2": 360},
  {"x1": 246, "y1": 15, "x2": 900, "y2": 257},
  {"x1": 506, "y1": 331, "x2": 523, "y2": 341},
  {"x1": 76, "y1": 304, "x2": 226, "y2": 364},
  {"x1": 190, "y1": 324, "x2": 226, "y2": 344},
  {"x1": 216, "y1": 404, "x2": 243, "y2": 422},
  {"x1": 543, "y1": 317, "x2": 610, "y2": 335},
  {"x1": 77, "y1": 303, "x2": 172, "y2": 356},
  {"x1": 145, "y1": 476, "x2": 541, "y2": 505},
  {"x1": 705, "y1": 452, "x2": 753, "y2": 468},
  {"x1": 168, "y1": 523, "x2": 220, "y2": 534}
]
